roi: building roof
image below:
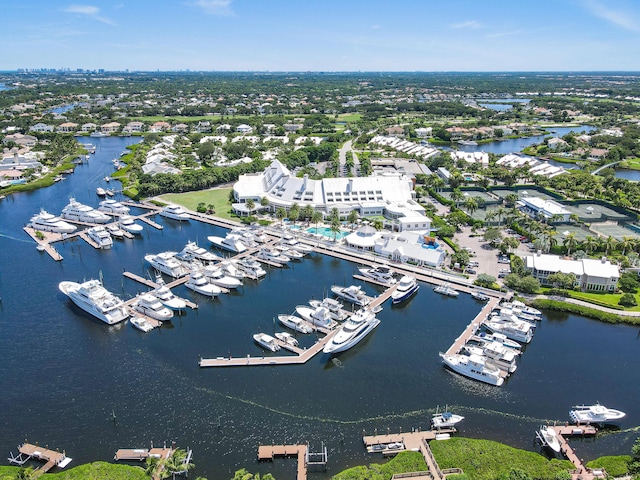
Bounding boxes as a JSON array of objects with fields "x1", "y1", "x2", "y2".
[{"x1": 525, "y1": 253, "x2": 619, "y2": 278}]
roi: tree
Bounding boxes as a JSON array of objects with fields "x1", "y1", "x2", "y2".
[
  {"x1": 548, "y1": 272, "x2": 577, "y2": 289},
  {"x1": 260, "y1": 196, "x2": 269, "y2": 210},
  {"x1": 288, "y1": 205, "x2": 300, "y2": 225},
  {"x1": 483, "y1": 227, "x2": 502, "y2": 245},
  {"x1": 347, "y1": 209, "x2": 359, "y2": 229},
  {"x1": 619, "y1": 293, "x2": 637, "y2": 307},
  {"x1": 620, "y1": 235, "x2": 634, "y2": 255},
  {"x1": 605, "y1": 235, "x2": 617, "y2": 255},
  {"x1": 619, "y1": 272, "x2": 640, "y2": 294},
  {"x1": 145, "y1": 455, "x2": 170, "y2": 479},
  {"x1": 373, "y1": 219, "x2": 384, "y2": 231},
  {"x1": 165, "y1": 449, "x2": 195, "y2": 480},
  {"x1": 311, "y1": 210, "x2": 323, "y2": 231},
  {"x1": 301, "y1": 204, "x2": 314, "y2": 222},
  {"x1": 330, "y1": 217, "x2": 342, "y2": 241},
  {"x1": 475, "y1": 273, "x2": 496, "y2": 288},
  {"x1": 563, "y1": 232, "x2": 578, "y2": 255},
  {"x1": 275, "y1": 207, "x2": 286, "y2": 224},
  {"x1": 450, "y1": 188, "x2": 464, "y2": 207},
  {"x1": 581, "y1": 236, "x2": 598, "y2": 254},
  {"x1": 502, "y1": 236, "x2": 520, "y2": 254},
  {"x1": 464, "y1": 197, "x2": 478, "y2": 217},
  {"x1": 451, "y1": 250, "x2": 470, "y2": 268},
  {"x1": 328, "y1": 207, "x2": 340, "y2": 222},
  {"x1": 245, "y1": 198, "x2": 255, "y2": 215}
]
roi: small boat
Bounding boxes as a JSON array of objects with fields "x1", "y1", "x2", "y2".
[
  {"x1": 483, "y1": 318, "x2": 534, "y2": 344},
  {"x1": 439, "y1": 352, "x2": 504, "y2": 386},
  {"x1": 538, "y1": 425, "x2": 561, "y2": 453},
  {"x1": 309, "y1": 298, "x2": 349, "y2": 321},
  {"x1": 105, "y1": 223, "x2": 126, "y2": 239},
  {"x1": 36, "y1": 244, "x2": 46, "y2": 252},
  {"x1": 87, "y1": 226, "x2": 113, "y2": 249},
  {"x1": 218, "y1": 259, "x2": 245, "y2": 280},
  {"x1": 569, "y1": 403, "x2": 626, "y2": 425},
  {"x1": 278, "y1": 314, "x2": 314, "y2": 334},
  {"x1": 501, "y1": 300, "x2": 542, "y2": 317},
  {"x1": 280, "y1": 235, "x2": 313, "y2": 253},
  {"x1": 236, "y1": 257, "x2": 267, "y2": 278},
  {"x1": 391, "y1": 276, "x2": 419, "y2": 304},
  {"x1": 275, "y1": 332, "x2": 299, "y2": 348},
  {"x1": 105, "y1": 188, "x2": 115, "y2": 197},
  {"x1": 274, "y1": 244, "x2": 305, "y2": 259},
  {"x1": 133, "y1": 293, "x2": 174, "y2": 321},
  {"x1": 104, "y1": 176, "x2": 110, "y2": 183},
  {"x1": 185, "y1": 270, "x2": 221, "y2": 297},
  {"x1": 295, "y1": 305, "x2": 339, "y2": 329},
  {"x1": 358, "y1": 265, "x2": 396, "y2": 286},
  {"x1": 96, "y1": 187, "x2": 107, "y2": 197},
  {"x1": 330, "y1": 284, "x2": 371, "y2": 306},
  {"x1": 119, "y1": 215, "x2": 143, "y2": 234},
  {"x1": 471, "y1": 290, "x2": 490, "y2": 302},
  {"x1": 431, "y1": 408, "x2": 465, "y2": 429},
  {"x1": 159, "y1": 205, "x2": 190, "y2": 221},
  {"x1": 130, "y1": 315, "x2": 155, "y2": 333},
  {"x1": 434, "y1": 283, "x2": 459, "y2": 297},
  {"x1": 253, "y1": 333, "x2": 280, "y2": 352},
  {"x1": 471, "y1": 331, "x2": 522, "y2": 350}
]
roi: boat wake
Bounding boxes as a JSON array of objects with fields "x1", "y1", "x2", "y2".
[{"x1": 0, "y1": 232, "x2": 33, "y2": 244}]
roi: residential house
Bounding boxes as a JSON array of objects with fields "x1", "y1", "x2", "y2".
[
  {"x1": 386, "y1": 126, "x2": 404, "y2": 137},
  {"x1": 29, "y1": 123, "x2": 54, "y2": 133},
  {"x1": 236, "y1": 124, "x2": 253, "y2": 134},
  {"x1": 525, "y1": 252, "x2": 619, "y2": 292},
  {"x1": 100, "y1": 122, "x2": 121, "y2": 134},
  {"x1": 283, "y1": 123, "x2": 303, "y2": 133},
  {"x1": 547, "y1": 137, "x2": 568, "y2": 150},
  {"x1": 415, "y1": 127, "x2": 432, "y2": 138},
  {"x1": 57, "y1": 122, "x2": 79, "y2": 133},
  {"x1": 81, "y1": 123, "x2": 97, "y2": 132},
  {"x1": 3, "y1": 133, "x2": 38, "y2": 147},
  {"x1": 124, "y1": 121, "x2": 145, "y2": 133}
]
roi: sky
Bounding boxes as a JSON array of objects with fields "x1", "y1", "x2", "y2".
[{"x1": 2, "y1": 0, "x2": 640, "y2": 72}]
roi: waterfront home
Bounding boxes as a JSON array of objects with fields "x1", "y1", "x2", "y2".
[
  {"x1": 57, "y1": 122, "x2": 79, "y2": 133},
  {"x1": 2, "y1": 133, "x2": 38, "y2": 147},
  {"x1": 100, "y1": 122, "x2": 121, "y2": 134},
  {"x1": 29, "y1": 123, "x2": 54, "y2": 133},
  {"x1": 81, "y1": 123, "x2": 97, "y2": 132},
  {"x1": 124, "y1": 121, "x2": 144, "y2": 133},
  {"x1": 415, "y1": 127, "x2": 432, "y2": 138},
  {"x1": 374, "y1": 231, "x2": 446, "y2": 267},
  {"x1": 525, "y1": 252, "x2": 620, "y2": 292},
  {"x1": 236, "y1": 124, "x2": 253, "y2": 134},
  {"x1": 451, "y1": 151, "x2": 489, "y2": 167}
]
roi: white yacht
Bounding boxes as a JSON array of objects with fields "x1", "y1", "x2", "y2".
[
  {"x1": 185, "y1": 270, "x2": 221, "y2": 297},
  {"x1": 119, "y1": 215, "x2": 143, "y2": 234},
  {"x1": 275, "y1": 332, "x2": 299, "y2": 348},
  {"x1": 439, "y1": 352, "x2": 504, "y2": 386},
  {"x1": 178, "y1": 241, "x2": 220, "y2": 263},
  {"x1": 202, "y1": 264, "x2": 242, "y2": 289},
  {"x1": 309, "y1": 298, "x2": 349, "y2": 321},
  {"x1": 218, "y1": 259, "x2": 245, "y2": 280},
  {"x1": 280, "y1": 235, "x2": 313, "y2": 253},
  {"x1": 145, "y1": 252, "x2": 190, "y2": 278},
  {"x1": 502, "y1": 300, "x2": 542, "y2": 317},
  {"x1": 253, "y1": 333, "x2": 280, "y2": 352},
  {"x1": 256, "y1": 247, "x2": 290, "y2": 265},
  {"x1": 130, "y1": 315, "x2": 156, "y2": 333},
  {"x1": 98, "y1": 199, "x2": 130, "y2": 215},
  {"x1": 463, "y1": 344, "x2": 517, "y2": 374},
  {"x1": 323, "y1": 308, "x2": 380, "y2": 354},
  {"x1": 207, "y1": 233, "x2": 247, "y2": 254},
  {"x1": 471, "y1": 331, "x2": 522, "y2": 350},
  {"x1": 358, "y1": 265, "x2": 396, "y2": 286},
  {"x1": 132, "y1": 293, "x2": 173, "y2": 321},
  {"x1": 431, "y1": 409, "x2": 465, "y2": 429},
  {"x1": 151, "y1": 275, "x2": 186, "y2": 310},
  {"x1": 96, "y1": 187, "x2": 107, "y2": 197},
  {"x1": 471, "y1": 290, "x2": 490, "y2": 302},
  {"x1": 492, "y1": 307, "x2": 539, "y2": 324},
  {"x1": 105, "y1": 223, "x2": 126, "y2": 239},
  {"x1": 248, "y1": 227, "x2": 268, "y2": 243},
  {"x1": 61, "y1": 197, "x2": 111, "y2": 224},
  {"x1": 330, "y1": 284, "x2": 371, "y2": 306},
  {"x1": 295, "y1": 305, "x2": 339, "y2": 329},
  {"x1": 236, "y1": 257, "x2": 267, "y2": 278},
  {"x1": 28, "y1": 209, "x2": 77, "y2": 234},
  {"x1": 538, "y1": 426, "x2": 561, "y2": 453},
  {"x1": 59, "y1": 279, "x2": 128, "y2": 325},
  {"x1": 483, "y1": 318, "x2": 534, "y2": 344},
  {"x1": 274, "y1": 244, "x2": 305, "y2": 259},
  {"x1": 87, "y1": 226, "x2": 113, "y2": 249},
  {"x1": 278, "y1": 314, "x2": 314, "y2": 334},
  {"x1": 434, "y1": 283, "x2": 459, "y2": 297},
  {"x1": 569, "y1": 404, "x2": 626, "y2": 424},
  {"x1": 159, "y1": 205, "x2": 190, "y2": 221},
  {"x1": 391, "y1": 276, "x2": 419, "y2": 304}
]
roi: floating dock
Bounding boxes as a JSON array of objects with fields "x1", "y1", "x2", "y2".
[
  {"x1": 122, "y1": 271, "x2": 198, "y2": 309},
  {"x1": 445, "y1": 297, "x2": 500, "y2": 356},
  {"x1": 8, "y1": 442, "x2": 72, "y2": 474}
]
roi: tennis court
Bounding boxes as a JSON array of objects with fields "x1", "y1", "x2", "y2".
[
  {"x1": 557, "y1": 225, "x2": 592, "y2": 242},
  {"x1": 565, "y1": 203, "x2": 634, "y2": 223},
  {"x1": 590, "y1": 224, "x2": 640, "y2": 241}
]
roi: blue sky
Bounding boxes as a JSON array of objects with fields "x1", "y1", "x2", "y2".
[{"x1": 2, "y1": 0, "x2": 640, "y2": 71}]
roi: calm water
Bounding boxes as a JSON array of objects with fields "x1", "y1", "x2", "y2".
[
  {"x1": 613, "y1": 169, "x2": 640, "y2": 181},
  {"x1": 1, "y1": 137, "x2": 639, "y2": 479}
]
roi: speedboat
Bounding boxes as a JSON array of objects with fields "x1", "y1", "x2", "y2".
[
  {"x1": 323, "y1": 308, "x2": 380, "y2": 354},
  {"x1": 280, "y1": 235, "x2": 313, "y2": 253},
  {"x1": 87, "y1": 225, "x2": 113, "y2": 249},
  {"x1": 275, "y1": 331, "x2": 299, "y2": 348},
  {"x1": 202, "y1": 264, "x2": 242, "y2": 289},
  {"x1": 145, "y1": 251, "x2": 190, "y2": 278},
  {"x1": 309, "y1": 298, "x2": 349, "y2": 321},
  {"x1": 119, "y1": 215, "x2": 143, "y2": 234},
  {"x1": 256, "y1": 248, "x2": 290, "y2": 265},
  {"x1": 98, "y1": 199, "x2": 130, "y2": 215},
  {"x1": 538, "y1": 425, "x2": 561, "y2": 453},
  {"x1": 330, "y1": 284, "x2": 371, "y2": 306},
  {"x1": 434, "y1": 283, "x2": 459, "y2": 297},
  {"x1": 130, "y1": 315, "x2": 156, "y2": 333},
  {"x1": 151, "y1": 275, "x2": 186, "y2": 310},
  {"x1": 105, "y1": 188, "x2": 115, "y2": 197},
  {"x1": 471, "y1": 331, "x2": 522, "y2": 350},
  {"x1": 463, "y1": 344, "x2": 517, "y2": 374},
  {"x1": 358, "y1": 265, "x2": 396, "y2": 286},
  {"x1": 96, "y1": 187, "x2": 107, "y2": 197},
  {"x1": 179, "y1": 241, "x2": 219, "y2": 263},
  {"x1": 431, "y1": 408, "x2": 465, "y2": 429},
  {"x1": 59, "y1": 279, "x2": 128, "y2": 325},
  {"x1": 132, "y1": 293, "x2": 174, "y2": 321},
  {"x1": 471, "y1": 290, "x2": 490, "y2": 302},
  {"x1": 236, "y1": 257, "x2": 267, "y2": 278},
  {"x1": 253, "y1": 333, "x2": 280, "y2": 352},
  {"x1": 105, "y1": 223, "x2": 126, "y2": 239},
  {"x1": 569, "y1": 403, "x2": 626, "y2": 424},
  {"x1": 391, "y1": 276, "x2": 419, "y2": 304},
  {"x1": 483, "y1": 318, "x2": 534, "y2": 344},
  {"x1": 278, "y1": 314, "x2": 314, "y2": 334},
  {"x1": 28, "y1": 209, "x2": 76, "y2": 234},
  {"x1": 159, "y1": 205, "x2": 190, "y2": 221},
  {"x1": 207, "y1": 233, "x2": 247, "y2": 254},
  {"x1": 295, "y1": 305, "x2": 339, "y2": 329},
  {"x1": 61, "y1": 197, "x2": 111, "y2": 224},
  {"x1": 185, "y1": 270, "x2": 221, "y2": 297},
  {"x1": 439, "y1": 352, "x2": 504, "y2": 386}
]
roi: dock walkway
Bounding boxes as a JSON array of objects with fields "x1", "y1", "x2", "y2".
[
  {"x1": 122, "y1": 271, "x2": 198, "y2": 309},
  {"x1": 445, "y1": 297, "x2": 499, "y2": 355},
  {"x1": 10, "y1": 442, "x2": 72, "y2": 476},
  {"x1": 258, "y1": 444, "x2": 307, "y2": 480},
  {"x1": 549, "y1": 425, "x2": 599, "y2": 480}
]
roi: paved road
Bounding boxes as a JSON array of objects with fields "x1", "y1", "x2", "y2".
[{"x1": 338, "y1": 140, "x2": 352, "y2": 177}]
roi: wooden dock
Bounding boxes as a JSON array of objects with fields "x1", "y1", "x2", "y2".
[
  {"x1": 122, "y1": 271, "x2": 198, "y2": 309},
  {"x1": 23, "y1": 227, "x2": 64, "y2": 261},
  {"x1": 258, "y1": 444, "x2": 307, "y2": 480},
  {"x1": 548, "y1": 425, "x2": 599, "y2": 480},
  {"x1": 114, "y1": 446, "x2": 173, "y2": 461},
  {"x1": 445, "y1": 297, "x2": 500, "y2": 355},
  {"x1": 10, "y1": 442, "x2": 72, "y2": 475}
]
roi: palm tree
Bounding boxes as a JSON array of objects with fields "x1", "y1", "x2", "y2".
[
  {"x1": 484, "y1": 208, "x2": 498, "y2": 225},
  {"x1": 347, "y1": 209, "x2": 359, "y2": 229},
  {"x1": 373, "y1": 219, "x2": 384, "y2": 231},
  {"x1": 464, "y1": 197, "x2": 478, "y2": 217},
  {"x1": 450, "y1": 188, "x2": 464, "y2": 208},
  {"x1": 495, "y1": 206, "x2": 507, "y2": 226},
  {"x1": 301, "y1": 204, "x2": 314, "y2": 222},
  {"x1": 563, "y1": 232, "x2": 578, "y2": 255},
  {"x1": 260, "y1": 196, "x2": 269, "y2": 212},
  {"x1": 605, "y1": 235, "x2": 618, "y2": 255},
  {"x1": 245, "y1": 198, "x2": 255, "y2": 216},
  {"x1": 145, "y1": 456, "x2": 170, "y2": 479},
  {"x1": 330, "y1": 217, "x2": 341, "y2": 241},
  {"x1": 288, "y1": 205, "x2": 300, "y2": 226},
  {"x1": 620, "y1": 235, "x2": 634, "y2": 255},
  {"x1": 275, "y1": 207, "x2": 286, "y2": 225},
  {"x1": 329, "y1": 207, "x2": 340, "y2": 223},
  {"x1": 581, "y1": 235, "x2": 598, "y2": 254},
  {"x1": 165, "y1": 448, "x2": 195, "y2": 480},
  {"x1": 311, "y1": 210, "x2": 323, "y2": 233}
]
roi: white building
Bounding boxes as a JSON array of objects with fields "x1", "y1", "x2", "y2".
[
  {"x1": 519, "y1": 196, "x2": 571, "y2": 222},
  {"x1": 451, "y1": 151, "x2": 489, "y2": 167},
  {"x1": 375, "y1": 231, "x2": 446, "y2": 267},
  {"x1": 29, "y1": 123, "x2": 54, "y2": 133},
  {"x1": 525, "y1": 252, "x2": 619, "y2": 292},
  {"x1": 236, "y1": 124, "x2": 253, "y2": 134}
]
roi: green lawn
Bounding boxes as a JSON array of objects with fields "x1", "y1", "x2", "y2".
[
  {"x1": 0, "y1": 462, "x2": 146, "y2": 479},
  {"x1": 336, "y1": 113, "x2": 362, "y2": 123},
  {"x1": 619, "y1": 158, "x2": 640, "y2": 171},
  {"x1": 566, "y1": 290, "x2": 640, "y2": 311},
  {"x1": 159, "y1": 187, "x2": 236, "y2": 221}
]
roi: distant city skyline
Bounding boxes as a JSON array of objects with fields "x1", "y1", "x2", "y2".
[{"x1": 2, "y1": 0, "x2": 640, "y2": 72}]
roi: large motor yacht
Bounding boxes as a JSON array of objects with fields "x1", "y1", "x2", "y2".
[
  {"x1": 295, "y1": 305, "x2": 338, "y2": 329},
  {"x1": 185, "y1": 270, "x2": 221, "y2": 297},
  {"x1": 207, "y1": 233, "x2": 247, "y2": 254},
  {"x1": 256, "y1": 247, "x2": 290, "y2": 265},
  {"x1": 28, "y1": 209, "x2": 77, "y2": 234},
  {"x1": 463, "y1": 344, "x2": 517, "y2": 374},
  {"x1": 87, "y1": 226, "x2": 113, "y2": 249},
  {"x1": 358, "y1": 265, "x2": 396, "y2": 286},
  {"x1": 202, "y1": 264, "x2": 242, "y2": 289},
  {"x1": 279, "y1": 235, "x2": 313, "y2": 253},
  {"x1": 569, "y1": 403, "x2": 626, "y2": 424},
  {"x1": 439, "y1": 352, "x2": 504, "y2": 386},
  {"x1": 59, "y1": 279, "x2": 128, "y2": 324},
  {"x1": 151, "y1": 276, "x2": 186, "y2": 310},
  {"x1": 61, "y1": 197, "x2": 110, "y2": 224},
  {"x1": 330, "y1": 284, "x2": 371, "y2": 306},
  {"x1": 483, "y1": 318, "x2": 534, "y2": 344},
  {"x1": 145, "y1": 252, "x2": 190, "y2": 278},
  {"x1": 179, "y1": 241, "x2": 220, "y2": 263},
  {"x1": 97, "y1": 199, "x2": 130, "y2": 215},
  {"x1": 119, "y1": 215, "x2": 143, "y2": 234},
  {"x1": 323, "y1": 308, "x2": 380, "y2": 354},
  {"x1": 159, "y1": 205, "x2": 190, "y2": 221},
  {"x1": 236, "y1": 257, "x2": 267, "y2": 278},
  {"x1": 433, "y1": 283, "x2": 460, "y2": 297},
  {"x1": 132, "y1": 293, "x2": 174, "y2": 322},
  {"x1": 391, "y1": 276, "x2": 419, "y2": 304}
]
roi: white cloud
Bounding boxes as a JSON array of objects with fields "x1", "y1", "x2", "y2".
[
  {"x1": 450, "y1": 20, "x2": 481, "y2": 29},
  {"x1": 486, "y1": 30, "x2": 522, "y2": 38},
  {"x1": 64, "y1": 5, "x2": 116, "y2": 25},
  {"x1": 187, "y1": 0, "x2": 234, "y2": 16},
  {"x1": 581, "y1": 0, "x2": 639, "y2": 32}
]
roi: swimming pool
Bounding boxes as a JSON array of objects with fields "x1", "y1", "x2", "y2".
[{"x1": 306, "y1": 226, "x2": 349, "y2": 240}]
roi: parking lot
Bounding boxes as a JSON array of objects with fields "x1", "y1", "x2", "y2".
[{"x1": 453, "y1": 227, "x2": 519, "y2": 281}]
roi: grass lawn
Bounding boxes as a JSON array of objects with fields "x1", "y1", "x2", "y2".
[
  {"x1": 619, "y1": 158, "x2": 640, "y2": 171},
  {"x1": 159, "y1": 187, "x2": 236, "y2": 221},
  {"x1": 0, "y1": 462, "x2": 146, "y2": 479},
  {"x1": 336, "y1": 113, "x2": 362, "y2": 123},
  {"x1": 567, "y1": 290, "x2": 640, "y2": 311}
]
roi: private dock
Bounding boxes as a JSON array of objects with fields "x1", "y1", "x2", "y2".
[
  {"x1": 23, "y1": 227, "x2": 64, "y2": 261},
  {"x1": 8, "y1": 442, "x2": 72, "y2": 475},
  {"x1": 445, "y1": 297, "x2": 500, "y2": 355},
  {"x1": 547, "y1": 425, "x2": 599, "y2": 480},
  {"x1": 258, "y1": 444, "x2": 327, "y2": 480},
  {"x1": 114, "y1": 446, "x2": 173, "y2": 461},
  {"x1": 122, "y1": 271, "x2": 198, "y2": 309}
]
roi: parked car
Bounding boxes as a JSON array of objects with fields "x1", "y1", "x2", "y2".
[{"x1": 466, "y1": 268, "x2": 477, "y2": 275}]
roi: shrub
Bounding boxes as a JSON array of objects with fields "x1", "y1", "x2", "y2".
[
  {"x1": 619, "y1": 293, "x2": 638, "y2": 307},
  {"x1": 586, "y1": 455, "x2": 632, "y2": 477}
]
